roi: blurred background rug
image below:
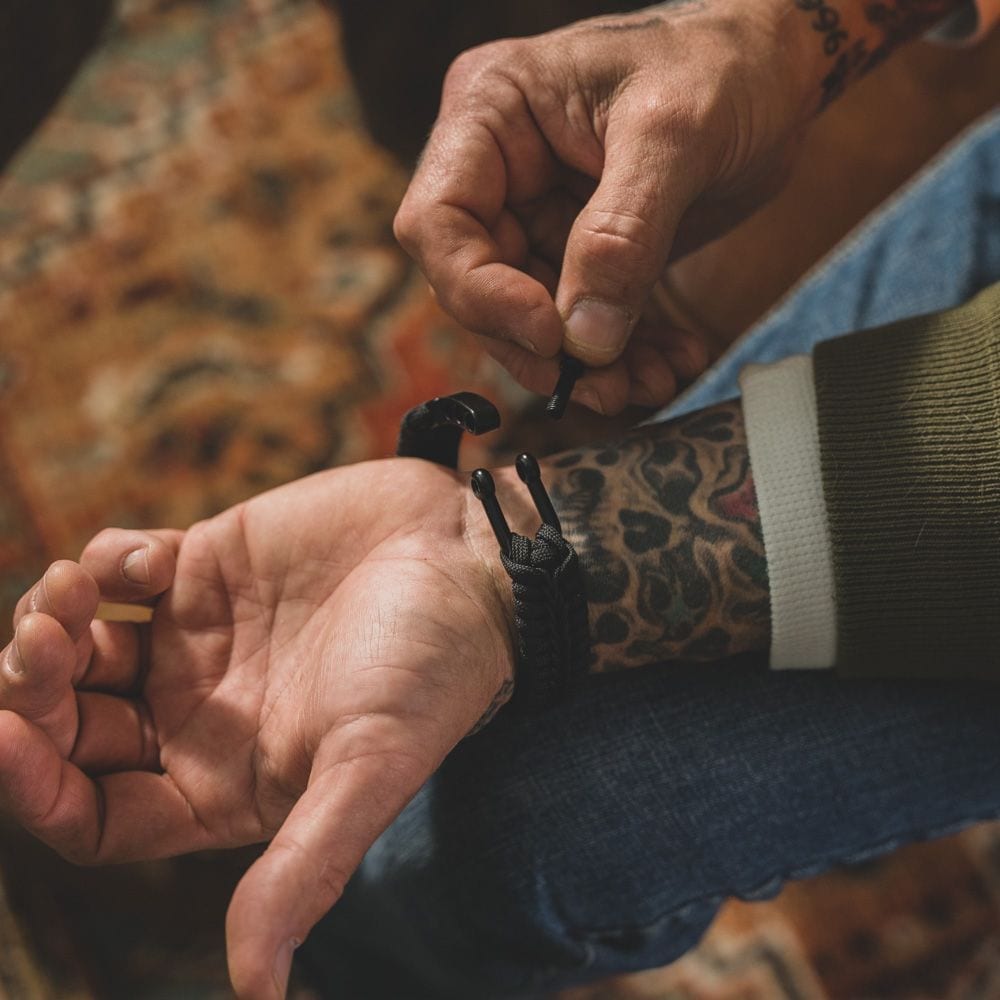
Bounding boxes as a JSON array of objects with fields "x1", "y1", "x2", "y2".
[{"x1": 1, "y1": 1, "x2": 1000, "y2": 997}]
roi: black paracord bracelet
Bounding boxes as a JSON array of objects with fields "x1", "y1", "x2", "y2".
[
  {"x1": 396, "y1": 393, "x2": 592, "y2": 712},
  {"x1": 472, "y1": 457, "x2": 591, "y2": 711}
]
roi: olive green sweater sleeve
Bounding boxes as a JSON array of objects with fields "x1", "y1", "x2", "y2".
[{"x1": 813, "y1": 281, "x2": 1000, "y2": 679}]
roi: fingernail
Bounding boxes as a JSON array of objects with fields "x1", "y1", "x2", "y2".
[
  {"x1": 513, "y1": 333, "x2": 538, "y2": 354},
  {"x1": 564, "y1": 299, "x2": 631, "y2": 360},
  {"x1": 575, "y1": 385, "x2": 604, "y2": 415},
  {"x1": 7, "y1": 631, "x2": 24, "y2": 676},
  {"x1": 672, "y1": 333, "x2": 708, "y2": 377},
  {"x1": 631, "y1": 382, "x2": 659, "y2": 408},
  {"x1": 272, "y1": 937, "x2": 300, "y2": 995},
  {"x1": 122, "y1": 548, "x2": 150, "y2": 585}
]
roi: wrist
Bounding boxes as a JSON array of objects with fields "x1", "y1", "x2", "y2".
[
  {"x1": 462, "y1": 460, "x2": 595, "y2": 709},
  {"x1": 461, "y1": 402, "x2": 772, "y2": 683},
  {"x1": 780, "y1": 0, "x2": 967, "y2": 116},
  {"x1": 539, "y1": 401, "x2": 771, "y2": 672},
  {"x1": 460, "y1": 467, "x2": 519, "y2": 687}
]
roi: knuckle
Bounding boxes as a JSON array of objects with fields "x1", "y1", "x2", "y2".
[
  {"x1": 444, "y1": 40, "x2": 522, "y2": 94},
  {"x1": 392, "y1": 200, "x2": 417, "y2": 249},
  {"x1": 391, "y1": 198, "x2": 411, "y2": 233},
  {"x1": 586, "y1": 206, "x2": 662, "y2": 251},
  {"x1": 576, "y1": 208, "x2": 665, "y2": 281},
  {"x1": 622, "y1": 75, "x2": 699, "y2": 137},
  {"x1": 86, "y1": 526, "x2": 121, "y2": 551},
  {"x1": 629, "y1": 94, "x2": 678, "y2": 138}
]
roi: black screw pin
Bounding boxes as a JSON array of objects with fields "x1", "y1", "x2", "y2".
[
  {"x1": 515, "y1": 453, "x2": 561, "y2": 533},
  {"x1": 545, "y1": 355, "x2": 585, "y2": 420},
  {"x1": 471, "y1": 469, "x2": 512, "y2": 555}
]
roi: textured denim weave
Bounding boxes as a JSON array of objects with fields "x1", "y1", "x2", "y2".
[
  {"x1": 660, "y1": 106, "x2": 1000, "y2": 419},
  {"x1": 300, "y1": 108, "x2": 1000, "y2": 998}
]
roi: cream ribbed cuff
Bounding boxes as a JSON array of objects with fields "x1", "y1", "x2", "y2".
[{"x1": 739, "y1": 356, "x2": 836, "y2": 670}]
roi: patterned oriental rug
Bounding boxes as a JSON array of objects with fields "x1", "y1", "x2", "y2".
[{"x1": 0, "y1": 1, "x2": 999, "y2": 997}]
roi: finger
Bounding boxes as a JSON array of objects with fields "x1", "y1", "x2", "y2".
[
  {"x1": 1, "y1": 612, "x2": 79, "y2": 756},
  {"x1": 662, "y1": 328, "x2": 711, "y2": 384},
  {"x1": 481, "y1": 338, "x2": 632, "y2": 416},
  {"x1": 70, "y1": 691, "x2": 159, "y2": 774},
  {"x1": 400, "y1": 204, "x2": 563, "y2": 357},
  {"x1": 226, "y1": 741, "x2": 436, "y2": 1000},
  {"x1": 624, "y1": 341, "x2": 678, "y2": 410},
  {"x1": 490, "y1": 207, "x2": 529, "y2": 269},
  {"x1": 77, "y1": 619, "x2": 142, "y2": 692},
  {"x1": 634, "y1": 303, "x2": 712, "y2": 386},
  {"x1": 0, "y1": 710, "x2": 212, "y2": 865},
  {"x1": 479, "y1": 337, "x2": 564, "y2": 397},
  {"x1": 512, "y1": 186, "x2": 582, "y2": 273},
  {"x1": 80, "y1": 528, "x2": 182, "y2": 603},
  {"x1": 574, "y1": 361, "x2": 632, "y2": 417},
  {"x1": 395, "y1": 115, "x2": 563, "y2": 357},
  {"x1": 555, "y1": 106, "x2": 701, "y2": 367},
  {"x1": 526, "y1": 255, "x2": 558, "y2": 298},
  {"x1": 14, "y1": 560, "x2": 99, "y2": 640}
]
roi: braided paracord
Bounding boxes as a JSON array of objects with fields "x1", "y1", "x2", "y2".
[
  {"x1": 499, "y1": 525, "x2": 590, "y2": 710},
  {"x1": 472, "y1": 455, "x2": 591, "y2": 712}
]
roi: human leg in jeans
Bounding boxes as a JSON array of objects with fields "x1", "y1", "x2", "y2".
[{"x1": 298, "y1": 108, "x2": 1000, "y2": 998}]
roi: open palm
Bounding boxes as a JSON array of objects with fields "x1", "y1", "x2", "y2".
[{"x1": 0, "y1": 458, "x2": 513, "y2": 998}]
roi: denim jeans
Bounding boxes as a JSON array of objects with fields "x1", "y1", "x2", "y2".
[{"x1": 299, "y1": 108, "x2": 1000, "y2": 998}]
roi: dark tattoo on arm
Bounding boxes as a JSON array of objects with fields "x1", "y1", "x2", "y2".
[
  {"x1": 543, "y1": 401, "x2": 769, "y2": 672},
  {"x1": 795, "y1": 0, "x2": 962, "y2": 110},
  {"x1": 468, "y1": 677, "x2": 515, "y2": 736}
]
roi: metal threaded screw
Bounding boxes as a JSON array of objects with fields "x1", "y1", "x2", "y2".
[{"x1": 545, "y1": 356, "x2": 585, "y2": 420}]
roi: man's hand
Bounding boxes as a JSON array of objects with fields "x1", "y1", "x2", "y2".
[
  {"x1": 0, "y1": 397, "x2": 772, "y2": 996},
  {"x1": 0, "y1": 459, "x2": 513, "y2": 999},
  {"x1": 394, "y1": 0, "x2": 808, "y2": 415}
]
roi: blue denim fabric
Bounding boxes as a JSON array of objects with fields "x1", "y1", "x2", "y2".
[
  {"x1": 660, "y1": 106, "x2": 1000, "y2": 419},
  {"x1": 299, "y1": 108, "x2": 1000, "y2": 998}
]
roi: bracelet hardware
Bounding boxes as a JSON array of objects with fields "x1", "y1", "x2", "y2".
[{"x1": 397, "y1": 391, "x2": 591, "y2": 712}]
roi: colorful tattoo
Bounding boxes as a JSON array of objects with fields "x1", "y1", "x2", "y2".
[{"x1": 543, "y1": 401, "x2": 770, "y2": 672}]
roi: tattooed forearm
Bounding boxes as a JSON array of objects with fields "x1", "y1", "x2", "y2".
[
  {"x1": 794, "y1": 0, "x2": 963, "y2": 110},
  {"x1": 540, "y1": 401, "x2": 769, "y2": 673}
]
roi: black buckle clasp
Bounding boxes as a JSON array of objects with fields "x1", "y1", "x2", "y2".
[{"x1": 395, "y1": 392, "x2": 501, "y2": 469}]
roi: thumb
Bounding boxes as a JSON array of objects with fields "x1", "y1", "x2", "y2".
[
  {"x1": 556, "y1": 120, "x2": 697, "y2": 367},
  {"x1": 225, "y1": 743, "x2": 434, "y2": 999}
]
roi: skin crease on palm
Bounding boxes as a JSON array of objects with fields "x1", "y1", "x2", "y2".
[{"x1": 0, "y1": 461, "x2": 516, "y2": 1000}]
